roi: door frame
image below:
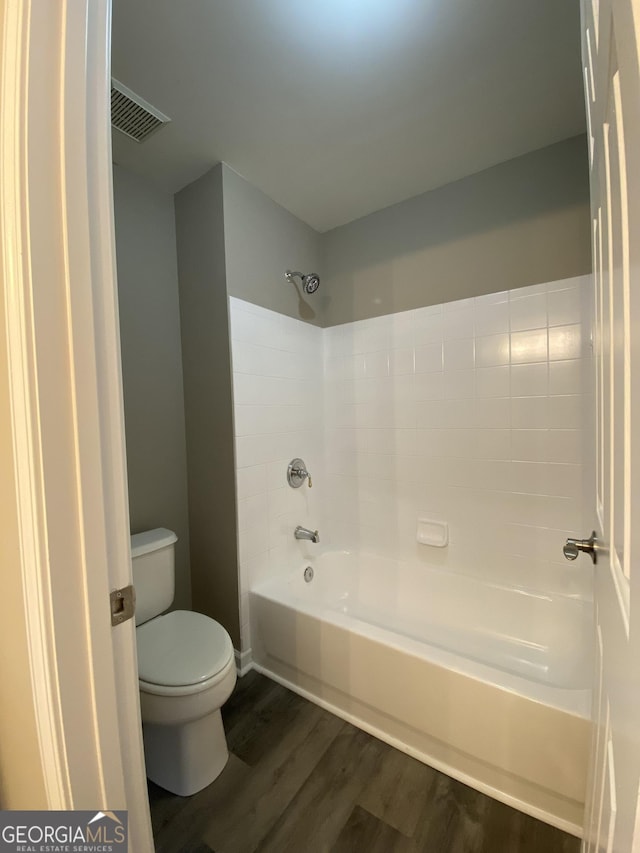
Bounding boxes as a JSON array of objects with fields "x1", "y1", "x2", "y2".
[{"x1": 0, "y1": 0, "x2": 152, "y2": 847}]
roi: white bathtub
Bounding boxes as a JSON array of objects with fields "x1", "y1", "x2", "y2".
[{"x1": 250, "y1": 550, "x2": 592, "y2": 836}]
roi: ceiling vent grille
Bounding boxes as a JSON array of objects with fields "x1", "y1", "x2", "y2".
[{"x1": 111, "y1": 79, "x2": 170, "y2": 143}]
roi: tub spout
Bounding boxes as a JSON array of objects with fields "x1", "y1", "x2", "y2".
[{"x1": 295, "y1": 525, "x2": 319, "y2": 543}]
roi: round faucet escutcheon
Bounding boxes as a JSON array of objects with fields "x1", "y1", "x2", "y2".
[{"x1": 287, "y1": 458, "x2": 312, "y2": 488}]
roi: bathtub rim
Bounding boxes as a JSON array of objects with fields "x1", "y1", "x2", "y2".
[{"x1": 251, "y1": 577, "x2": 592, "y2": 718}]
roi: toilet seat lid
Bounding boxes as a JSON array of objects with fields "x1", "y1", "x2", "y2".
[{"x1": 136, "y1": 610, "x2": 234, "y2": 687}]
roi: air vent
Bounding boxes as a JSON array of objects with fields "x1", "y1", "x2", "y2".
[{"x1": 111, "y1": 79, "x2": 170, "y2": 143}]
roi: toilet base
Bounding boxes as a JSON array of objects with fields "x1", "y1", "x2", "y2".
[{"x1": 143, "y1": 709, "x2": 229, "y2": 796}]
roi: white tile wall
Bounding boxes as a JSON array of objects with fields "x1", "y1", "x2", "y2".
[
  {"x1": 323, "y1": 275, "x2": 593, "y2": 601},
  {"x1": 229, "y1": 298, "x2": 324, "y2": 650},
  {"x1": 230, "y1": 276, "x2": 593, "y2": 652}
]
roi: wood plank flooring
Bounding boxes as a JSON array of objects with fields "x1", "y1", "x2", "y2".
[{"x1": 148, "y1": 671, "x2": 581, "y2": 853}]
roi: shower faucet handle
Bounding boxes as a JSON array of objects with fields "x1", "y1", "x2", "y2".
[{"x1": 287, "y1": 458, "x2": 312, "y2": 489}]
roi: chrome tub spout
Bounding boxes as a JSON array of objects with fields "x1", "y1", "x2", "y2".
[{"x1": 295, "y1": 525, "x2": 319, "y2": 543}]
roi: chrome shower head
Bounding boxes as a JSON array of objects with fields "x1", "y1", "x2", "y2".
[
  {"x1": 303, "y1": 273, "x2": 320, "y2": 294},
  {"x1": 285, "y1": 270, "x2": 321, "y2": 295}
]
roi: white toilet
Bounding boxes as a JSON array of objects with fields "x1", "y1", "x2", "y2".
[{"x1": 131, "y1": 527, "x2": 237, "y2": 797}]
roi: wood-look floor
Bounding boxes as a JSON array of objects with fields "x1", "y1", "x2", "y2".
[{"x1": 148, "y1": 671, "x2": 580, "y2": 853}]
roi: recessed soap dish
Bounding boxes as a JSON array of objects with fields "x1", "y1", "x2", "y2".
[{"x1": 417, "y1": 518, "x2": 449, "y2": 548}]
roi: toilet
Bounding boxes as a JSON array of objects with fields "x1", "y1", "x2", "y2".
[{"x1": 131, "y1": 527, "x2": 237, "y2": 797}]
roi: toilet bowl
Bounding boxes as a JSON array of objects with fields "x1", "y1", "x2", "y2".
[{"x1": 132, "y1": 529, "x2": 237, "y2": 796}]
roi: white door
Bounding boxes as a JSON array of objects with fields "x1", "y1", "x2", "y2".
[
  {"x1": 580, "y1": 1, "x2": 640, "y2": 850},
  {"x1": 0, "y1": 1, "x2": 153, "y2": 848}
]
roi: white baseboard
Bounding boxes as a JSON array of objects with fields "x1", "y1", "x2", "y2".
[{"x1": 234, "y1": 647, "x2": 254, "y2": 677}]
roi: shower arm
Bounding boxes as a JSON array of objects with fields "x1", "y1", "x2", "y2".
[{"x1": 284, "y1": 269, "x2": 320, "y2": 295}]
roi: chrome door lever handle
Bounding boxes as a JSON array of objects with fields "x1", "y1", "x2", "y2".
[{"x1": 563, "y1": 531, "x2": 598, "y2": 564}]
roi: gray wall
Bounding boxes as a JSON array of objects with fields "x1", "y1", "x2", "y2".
[
  {"x1": 113, "y1": 165, "x2": 192, "y2": 611},
  {"x1": 174, "y1": 165, "x2": 241, "y2": 648},
  {"x1": 222, "y1": 165, "x2": 323, "y2": 325},
  {"x1": 322, "y1": 135, "x2": 592, "y2": 326}
]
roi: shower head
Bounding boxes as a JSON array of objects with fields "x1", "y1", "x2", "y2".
[
  {"x1": 303, "y1": 273, "x2": 320, "y2": 294},
  {"x1": 285, "y1": 270, "x2": 321, "y2": 295}
]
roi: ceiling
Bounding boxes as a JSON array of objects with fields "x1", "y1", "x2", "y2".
[{"x1": 111, "y1": 0, "x2": 586, "y2": 233}]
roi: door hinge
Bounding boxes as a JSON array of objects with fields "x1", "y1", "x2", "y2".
[{"x1": 110, "y1": 584, "x2": 136, "y2": 626}]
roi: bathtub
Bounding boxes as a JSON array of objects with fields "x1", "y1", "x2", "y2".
[{"x1": 250, "y1": 551, "x2": 592, "y2": 836}]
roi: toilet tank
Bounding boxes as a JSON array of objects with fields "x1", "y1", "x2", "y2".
[{"x1": 130, "y1": 528, "x2": 178, "y2": 625}]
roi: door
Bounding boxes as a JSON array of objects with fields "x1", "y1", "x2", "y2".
[
  {"x1": 0, "y1": 0, "x2": 153, "y2": 848},
  {"x1": 580, "y1": 1, "x2": 640, "y2": 850}
]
